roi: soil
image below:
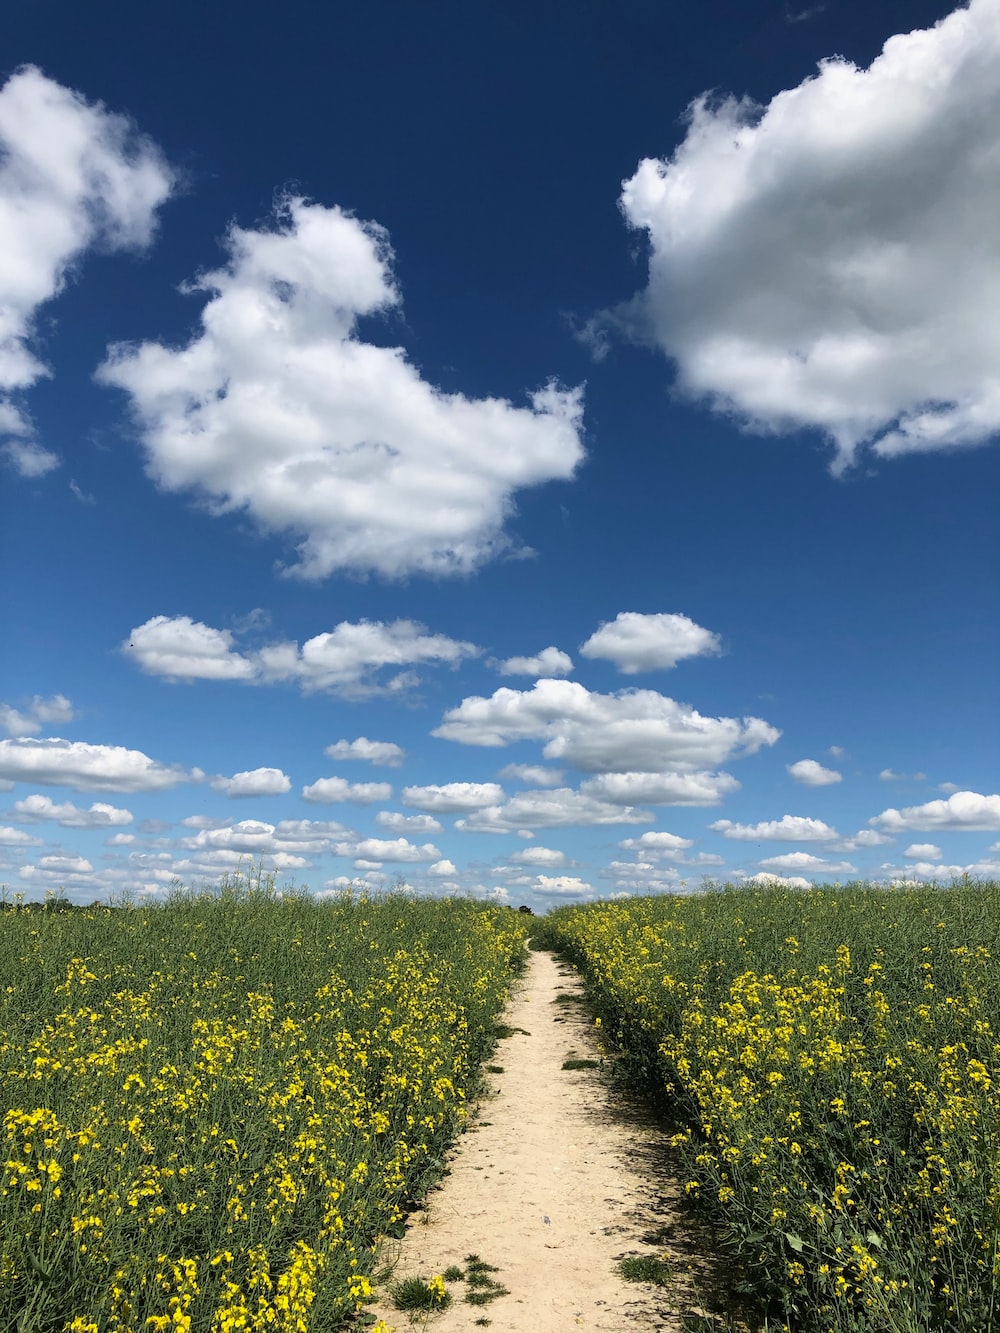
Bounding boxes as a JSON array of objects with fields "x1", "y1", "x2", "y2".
[{"x1": 368, "y1": 948, "x2": 734, "y2": 1333}]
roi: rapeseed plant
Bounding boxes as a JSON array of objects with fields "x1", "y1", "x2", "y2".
[
  {"x1": 547, "y1": 881, "x2": 1000, "y2": 1333},
  {"x1": 0, "y1": 879, "x2": 526, "y2": 1331}
]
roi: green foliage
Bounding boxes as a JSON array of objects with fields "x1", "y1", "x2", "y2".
[
  {"x1": 618, "y1": 1255, "x2": 673, "y2": 1286},
  {"x1": 0, "y1": 878, "x2": 526, "y2": 1330},
  {"x1": 546, "y1": 881, "x2": 1000, "y2": 1333}
]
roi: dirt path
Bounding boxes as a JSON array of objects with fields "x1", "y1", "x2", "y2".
[{"x1": 369, "y1": 949, "x2": 721, "y2": 1333}]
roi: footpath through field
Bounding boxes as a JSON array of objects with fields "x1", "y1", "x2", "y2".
[{"x1": 369, "y1": 948, "x2": 720, "y2": 1333}]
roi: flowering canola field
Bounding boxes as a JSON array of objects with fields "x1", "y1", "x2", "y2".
[
  {"x1": 0, "y1": 889, "x2": 526, "y2": 1332},
  {"x1": 545, "y1": 883, "x2": 1000, "y2": 1333}
]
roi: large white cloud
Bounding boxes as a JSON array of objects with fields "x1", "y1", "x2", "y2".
[
  {"x1": 509, "y1": 845, "x2": 568, "y2": 867},
  {"x1": 324, "y1": 737, "x2": 405, "y2": 767},
  {"x1": 710, "y1": 815, "x2": 839, "y2": 841},
  {"x1": 871, "y1": 790, "x2": 1000, "y2": 832},
  {"x1": 581, "y1": 771, "x2": 738, "y2": 805},
  {"x1": 456, "y1": 787, "x2": 653, "y2": 832},
  {"x1": 580, "y1": 612, "x2": 721, "y2": 673},
  {"x1": 374, "y1": 810, "x2": 443, "y2": 834},
  {"x1": 0, "y1": 738, "x2": 199, "y2": 793},
  {"x1": 10, "y1": 793, "x2": 133, "y2": 827},
  {"x1": 99, "y1": 197, "x2": 584, "y2": 578},
  {"x1": 209, "y1": 768, "x2": 291, "y2": 797},
  {"x1": 0, "y1": 826, "x2": 43, "y2": 846},
  {"x1": 125, "y1": 615, "x2": 478, "y2": 696},
  {"x1": 336, "y1": 837, "x2": 441, "y2": 864},
  {"x1": 0, "y1": 694, "x2": 73, "y2": 738},
  {"x1": 0, "y1": 66, "x2": 173, "y2": 476},
  {"x1": 301, "y1": 777, "x2": 392, "y2": 805},
  {"x1": 619, "y1": 830, "x2": 693, "y2": 853},
  {"x1": 402, "y1": 782, "x2": 505, "y2": 813},
  {"x1": 760, "y1": 852, "x2": 857, "y2": 874},
  {"x1": 435, "y1": 678, "x2": 778, "y2": 773},
  {"x1": 618, "y1": 0, "x2": 1000, "y2": 471}
]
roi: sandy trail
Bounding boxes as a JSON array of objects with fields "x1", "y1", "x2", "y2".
[{"x1": 369, "y1": 949, "x2": 715, "y2": 1333}]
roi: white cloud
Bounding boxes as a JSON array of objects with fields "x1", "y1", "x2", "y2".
[
  {"x1": 124, "y1": 617, "x2": 256, "y2": 681},
  {"x1": 374, "y1": 810, "x2": 443, "y2": 834},
  {"x1": 760, "y1": 852, "x2": 857, "y2": 874},
  {"x1": 337, "y1": 837, "x2": 441, "y2": 864},
  {"x1": 787, "y1": 759, "x2": 842, "y2": 786},
  {"x1": 509, "y1": 845, "x2": 568, "y2": 867},
  {"x1": 402, "y1": 782, "x2": 505, "y2": 812},
  {"x1": 324, "y1": 737, "x2": 405, "y2": 767},
  {"x1": 435, "y1": 678, "x2": 779, "y2": 772},
  {"x1": 533, "y1": 874, "x2": 593, "y2": 898},
  {"x1": 619, "y1": 830, "x2": 694, "y2": 853},
  {"x1": 871, "y1": 790, "x2": 1000, "y2": 832},
  {"x1": 99, "y1": 196, "x2": 584, "y2": 579},
  {"x1": 498, "y1": 763, "x2": 564, "y2": 786},
  {"x1": 831, "y1": 828, "x2": 895, "y2": 851},
  {"x1": 0, "y1": 826, "x2": 43, "y2": 846},
  {"x1": 904, "y1": 843, "x2": 942, "y2": 860},
  {"x1": 496, "y1": 647, "x2": 574, "y2": 677},
  {"x1": 710, "y1": 815, "x2": 838, "y2": 841},
  {"x1": 580, "y1": 612, "x2": 721, "y2": 673},
  {"x1": 456, "y1": 787, "x2": 653, "y2": 832},
  {"x1": 11, "y1": 793, "x2": 133, "y2": 826},
  {"x1": 741, "y1": 872, "x2": 812, "y2": 890},
  {"x1": 580, "y1": 770, "x2": 738, "y2": 805},
  {"x1": 879, "y1": 768, "x2": 927, "y2": 782},
  {"x1": 105, "y1": 832, "x2": 136, "y2": 846},
  {"x1": 0, "y1": 738, "x2": 198, "y2": 793},
  {"x1": 938, "y1": 782, "x2": 961, "y2": 794},
  {"x1": 0, "y1": 694, "x2": 74, "y2": 738},
  {"x1": 301, "y1": 777, "x2": 392, "y2": 805},
  {"x1": 210, "y1": 768, "x2": 291, "y2": 797},
  {"x1": 428, "y1": 859, "x2": 457, "y2": 877},
  {"x1": 125, "y1": 614, "x2": 478, "y2": 696},
  {"x1": 0, "y1": 67, "x2": 173, "y2": 476},
  {"x1": 829, "y1": 746, "x2": 846, "y2": 760},
  {"x1": 21, "y1": 854, "x2": 94, "y2": 878},
  {"x1": 619, "y1": 0, "x2": 1000, "y2": 471}
]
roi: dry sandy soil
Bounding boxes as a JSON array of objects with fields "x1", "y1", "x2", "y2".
[{"x1": 368, "y1": 948, "x2": 733, "y2": 1333}]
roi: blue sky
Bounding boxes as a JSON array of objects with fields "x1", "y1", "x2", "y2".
[{"x1": 1, "y1": 0, "x2": 998, "y2": 905}]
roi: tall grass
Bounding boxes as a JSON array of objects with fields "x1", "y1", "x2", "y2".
[
  {"x1": 545, "y1": 881, "x2": 1000, "y2": 1333},
  {"x1": 0, "y1": 876, "x2": 527, "y2": 1332}
]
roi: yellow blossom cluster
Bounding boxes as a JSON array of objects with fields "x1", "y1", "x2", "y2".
[
  {"x1": 0, "y1": 887, "x2": 525, "y2": 1331},
  {"x1": 546, "y1": 882, "x2": 1000, "y2": 1333}
]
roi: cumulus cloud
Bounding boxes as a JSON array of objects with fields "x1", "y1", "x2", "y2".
[
  {"x1": 509, "y1": 845, "x2": 568, "y2": 867},
  {"x1": 336, "y1": 837, "x2": 441, "y2": 864},
  {"x1": 0, "y1": 694, "x2": 73, "y2": 738},
  {"x1": 787, "y1": 759, "x2": 842, "y2": 786},
  {"x1": 709, "y1": 815, "x2": 838, "y2": 841},
  {"x1": 880, "y1": 768, "x2": 928, "y2": 782},
  {"x1": 760, "y1": 852, "x2": 857, "y2": 874},
  {"x1": 374, "y1": 810, "x2": 443, "y2": 834},
  {"x1": 435, "y1": 678, "x2": 779, "y2": 773},
  {"x1": 401, "y1": 782, "x2": 505, "y2": 812},
  {"x1": 0, "y1": 738, "x2": 199, "y2": 793},
  {"x1": 904, "y1": 843, "x2": 942, "y2": 860},
  {"x1": 617, "y1": 0, "x2": 1000, "y2": 471},
  {"x1": 99, "y1": 196, "x2": 584, "y2": 578},
  {"x1": 619, "y1": 830, "x2": 694, "y2": 853},
  {"x1": 0, "y1": 67, "x2": 173, "y2": 476},
  {"x1": 456, "y1": 787, "x2": 653, "y2": 832},
  {"x1": 0, "y1": 825, "x2": 43, "y2": 846},
  {"x1": 533, "y1": 874, "x2": 593, "y2": 898},
  {"x1": 10, "y1": 793, "x2": 133, "y2": 826},
  {"x1": 498, "y1": 764, "x2": 564, "y2": 787},
  {"x1": 581, "y1": 771, "x2": 738, "y2": 805},
  {"x1": 871, "y1": 790, "x2": 1000, "y2": 832},
  {"x1": 428, "y1": 859, "x2": 457, "y2": 877},
  {"x1": 324, "y1": 737, "x2": 405, "y2": 766},
  {"x1": 495, "y1": 647, "x2": 573, "y2": 677},
  {"x1": 301, "y1": 777, "x2": 392, "y2": 805},
  {"x1": 210, "y1": 768, "x2": 291, "y2": 797},
  {"x1": 741, "y1": 872, "x2": 812, "y2": 890},
  {"x1": 125, "y1": 615, "x2": 478, "y2": 697},
  {"x1": 580, "y1": 612, "x2": 721, "y2": 673}
]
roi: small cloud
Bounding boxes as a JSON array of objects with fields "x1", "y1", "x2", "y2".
[
  {"x1": 495, "y1": 647, "x2": 573, "y2": 678},
  {"x1": 787, "y1": 759, "x2": 842, "y2": 787},
  {"x1": 324, "y1": 737, "x2": 405, "y2": 767},
  {"x1": 904, "y1": 843, "x2": 942, "y2": 860},
  {"x1": 580, "y1": 611, "x2": 721, "y2": 674},
  {"x1": 302, "y1": 777, "x2": 392, "y2": 805},
  {"x1": 210, "y1": 768, "x2": 291, "y2": 797},
  {"x1": 69, "y1": 479, "x2": 96, "y2": 505},
  {"x1": 879, "y1": 768, "x2": 927, "y2": 782}
]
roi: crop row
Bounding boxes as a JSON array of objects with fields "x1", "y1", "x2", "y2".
[
  {"x1": 543, "y1": 882, "x2": 1000, "y2": 1333},
  {"x1": 0, "y1": 885, "x2": 527, "y2": 1332}
]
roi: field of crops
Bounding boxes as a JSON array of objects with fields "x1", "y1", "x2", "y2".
[
  {"x1": 544, "y1": 883, "x2": 1000, "y2": 1333},
  {"x1": 0, "y1": 885, "x2": 526, "y2": 1333}
]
